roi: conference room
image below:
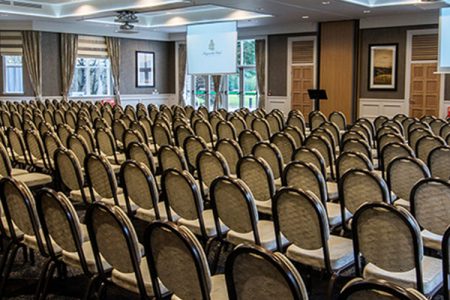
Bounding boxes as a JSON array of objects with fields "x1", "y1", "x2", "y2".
[{"x1": 0, "y1": 0, "x2": 450, "y2": 299}]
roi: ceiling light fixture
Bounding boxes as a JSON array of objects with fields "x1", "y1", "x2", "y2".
[
  {"x1": 363, "y1": 9, "x2": 371, "y2": 13},
  {"x1": 322, "y1": 1, "x2": 331, "y2": 5},
  {"x1": 302, "y1": 15, "x2": 310, "y2": 19}
]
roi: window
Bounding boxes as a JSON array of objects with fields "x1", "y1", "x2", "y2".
[
  {"x1": 70, "y1": 57, "x2": 112, "y2": 97},
  {"x1": 2, "y1": 55, "x2": 24, "y2": 94},
  {"x1": 184, "y1": 39, "x2": 258, "y2": 111}
]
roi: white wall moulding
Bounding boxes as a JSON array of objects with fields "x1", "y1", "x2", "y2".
[
  {"x1": 266, "y1": 96, "x2": 290, "y2": 117},
  {"x1": 0, "y1": 94, "x2": 176, "y2": 107},
  {"x1": 443, "y1": 100, "x2": 450, "y2": 118},
  {"x1": 359, "y1": 98, "x2": 406, "y2": 120}
]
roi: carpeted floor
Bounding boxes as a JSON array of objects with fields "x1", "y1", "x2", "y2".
[{"x1": 0, "y1": 217, "x2": 445, "y2": 299}]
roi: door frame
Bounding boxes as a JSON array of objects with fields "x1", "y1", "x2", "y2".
[
  {"x1": 287, "y1": 36, "x2": 318, "y2": 111},
  {"x1": 405, "y1": 28, "x2": 445, "y2": 117}
]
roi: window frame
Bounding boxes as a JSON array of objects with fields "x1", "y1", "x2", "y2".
[
  {"x1": 2, "y1": 54, "x2": 24, "y2": 95},
  {"x1": 69, "y1": 57, "x2": 113, "y2": 98}
]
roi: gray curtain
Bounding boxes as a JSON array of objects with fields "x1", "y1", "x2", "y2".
[
  {"x1": 178, "y1": 44, "x2": 187, "y2": 106},
  {"x1": 22, "y1": 31, "x2": 42, "y2": 100},
  {"x1": 106, "y1": 37, "x2": 121, "y2": 105},
  {"x1": 213, "y1": 75, "x2": 222, "y2": 110},
  {"x1": 255, "y1": 39, "x2": 266, "y2": 109},
  {"x1": 60, "y1": 33, "x2": 78, "y2": 101}
]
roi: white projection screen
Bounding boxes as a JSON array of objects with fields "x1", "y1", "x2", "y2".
[
  {"x1": 439, "y1": 7, "x2": 450, "y2": 72},
  {"x1": 187, "y1": 22, "x2": 238, "y2": 75}
]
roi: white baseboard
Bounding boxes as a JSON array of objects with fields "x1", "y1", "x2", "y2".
[{"x1": 359, "y1": 98, "x2": 406, "y2": 120}]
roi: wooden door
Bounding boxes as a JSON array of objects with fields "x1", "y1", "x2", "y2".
[
  {"x1": 291, "y1": 66, "x2": 314, "y2": 116},
  {"x1": 409, "y1": 63, "x2": 440, "y2": 118}
]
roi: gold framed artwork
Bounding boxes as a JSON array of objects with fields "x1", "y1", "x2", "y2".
[{"x1": 369, "y1": 44, "x2": 398, "y2": 90}]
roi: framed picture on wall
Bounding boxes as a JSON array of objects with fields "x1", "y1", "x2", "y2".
[
  {"x1": 368, "y1": 44, "x2": 398, "y2": 90},
  {"x1": 136, "y1": 51, "x2": 155, "y2": 88}
]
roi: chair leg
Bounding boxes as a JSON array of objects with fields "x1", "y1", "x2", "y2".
[
  {"x1": 39, "y1": 261, "x2": 57, "y2": 300},
  {"x1": 83, "y1": 275, "x2": 101, "y2": 300},
  {"x1": 327, "y1": 272, "x2": 339, "y2": 300},
  {"x1": 211, "y1": 241, "x2": 225, "y2": 275},
  {"x1": 34, "y1": 258, "x2": 53, "y2": 300},
  {"x1": 98, "y1": 281, "x2": 107, "y2": 300},
  {"x1": 29, "y1": 248, "x2": 35, "y2": 265},
  {"x1": 0, "y1": 243, "x2": 20, "y2": 297},
  {"x1": 0, "y1": 241, "x2": 13, "y2": 276}
]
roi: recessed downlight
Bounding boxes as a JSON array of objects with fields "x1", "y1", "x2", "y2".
[{"x1": 302, "y1": 15, "x2": 310, "y2": 19}]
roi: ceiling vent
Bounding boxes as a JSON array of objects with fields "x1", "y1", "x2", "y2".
[{"x1": 13, "y1": 1, "x2": 42, "y2": 9}]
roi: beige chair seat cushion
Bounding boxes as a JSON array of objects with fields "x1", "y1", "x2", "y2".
[
  {"x1": 373, "y1": 159, "x2": 380, "y2": 169},
  {"x1": 1, "y1": 216, "x2": 24, "y2": 239},
  {"x1": 135, "y1": 201, "x2": 179, "y2": 223},
  {"x1": 177, "y1": 209, "x2": 229, "y2": 237},
  {"x1": 327, "y1": 182, "x2": 339, "y2": 201},
  {"x1": 111, "y1": 257, "x2": 168, "y2": 296},
  {"x1": 372, "y1": 149, "x2": 378, "y2": 159},
  {"x1": 363, "y1": 256, "x2": 443, "y2": 296},
  {"x1": 63, "y1": 241, "x2": 112, "y2": 273},
  {"x1": 210, "y1": 274, "x2": 228, "y2": 300},
  {"x1": 16, "y1": 155, "x2": 28, "y2": 164},
  {"x1": 286, "y1": 235, "x2": 354, "y2": 271},
  {"x1": 254, "y1": 198, "x2": 272, "y2": 215},
  {"x1": 34, "y1": 159, "x2": 46, "y2": 169},
  {"x1": 70, "y1": 187, "x2": 99, "y2": 204},
  {"x1": 24, "y1": 229, "x2": 62, "y2": 255},
  {"x1": 421, "y1": 230, "x2": 442, "y2": 251},
  {"x1": 107, "y1": 153, "x2": 126, "y2": 164},
  {"x1": 11, "y1": 168, "x2": 28, "y2": 176},
  {"x1": 111, "y1": 164, "x2": 121, "y2": 174},
  {"x1": 102, "y1": 193, "x2": 138, "y2": 212},
  {"x1": 227, "y1": 220, "x2": 287, "y2": 251},
  {"x1": 327, "y1": 202, "x2": 351, "y2": 227},
  {"x1": 274, "y1": 177, "x2": 283, "y2": 189},
  {"x1": 393, "y1": 198, "x2": 410, "y2": 210},
  {"x1": 14, "y1": 172, "x2": 52, "y2": 188}
]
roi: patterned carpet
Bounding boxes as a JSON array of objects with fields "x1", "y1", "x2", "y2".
[{"x1": 0, "y1": 218, "x2": 445, "y2": 299}]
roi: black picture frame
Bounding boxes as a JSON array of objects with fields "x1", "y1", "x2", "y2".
[
  {"x1": 368, "y1": 43, "x2": 398, "y2": 91},
  {"x1": 136, "y1": 51, "x2": 155, "y2": 88}
]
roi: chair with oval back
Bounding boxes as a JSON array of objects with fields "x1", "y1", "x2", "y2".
[
  {"x1": 238, "y1": 130, "x2": 262, "y2": 156},
  {"x1": 329, "y1": 111, "x2": 347, "y2": 132},
  {"x1": 252, "y1": 142, "x2": 284, "y2": 188},
  {"x1": 196, "y1": 149, "x2": 230, "y2": 201},
  {"x1": 428, "y1": 146, "x2": 450, "y2": 180},
  {"x1": 252, "y1": 118, "x2": 271, "y2": 141},
  {"x1": 415, "y1": 135, "x2": 446, "y2": 163},
  {"x1": 183, "y1": 135, "x2": 208, "y2": 172},
  {"x1": 215, "y1": 139, "x2": 243, "y2": 175},
  {"x1": 225, "y1": 244, "x2": 309, "y2": 300},
  {"x1": 352, "y1": 202, "x2": 442, "y2": 297},
  {"x1": 270, "y1": 132, "x2": 296, "y2": 165},
  {"x1": 217, "y1": 120, "x2": 237, "y2": 141},
  {"x1": 380, "y1": 142, "x2": 415, "y2": 177}
]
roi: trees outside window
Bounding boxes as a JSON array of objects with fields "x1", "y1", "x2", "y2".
[
  {"x1": 70, "y1": 57, "x2": 112, "y2": 97},
  {"x1": 2, "y1": 55, "x2": 24, "y2": 94}
]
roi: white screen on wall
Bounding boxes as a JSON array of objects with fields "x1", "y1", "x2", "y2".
[
  {"x1": 439, "y1": 7, "x2": 450, "y2": 72},
  {"x1": 187, "y1": 22, "x2": 238, "y2": 75}
]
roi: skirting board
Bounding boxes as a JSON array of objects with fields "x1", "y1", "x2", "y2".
[{"x1": 359, "y1": 98, "x2": 405, "y2": 120}]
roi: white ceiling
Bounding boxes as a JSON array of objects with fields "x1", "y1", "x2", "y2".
[{"x1": 0, "y1": 0, "x2": 448, "y2": 35}]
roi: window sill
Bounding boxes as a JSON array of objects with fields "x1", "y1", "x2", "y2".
[{"x1": 2, "y1": 93, "x2": 25, "y2": 96}]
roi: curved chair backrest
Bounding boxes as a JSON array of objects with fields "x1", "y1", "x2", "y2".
[
  {"x1": 144, "y1": 222, "x2": 213, "y2": 300},
  {"x1": 237, "y1": 156, "x2": 276, "y2": 207},
  {"x1": 95, "y1": 127, "x2": 117, "y2": 158},
  {"x1": 339, "y1": 169, "x2": 390, "y2": 222},
  {"x1": 252, "y1": 118, "x2": 271, "y2": 141},
  {"x1": 209, "y1": 113, "x2": 224, "y2": 135},
  {"x1": 341, "y1": 138, "x2": 372, "y2": 162},
  {"x1": 387, "y1": 157, "x2": 431, "y2": 202},
  {"x1": 283, "y1": 126, "x2": 304, "y2": 148},
  {"x1": 225, "y1": 244, "x2": 309, "y2": 300},
  {"x1": 85, "y1": 202, "x2": 149, "y2": 297},
  {"x1": 68, "y1": 133, "x2": 90, "y2": 167},
  {"x1": 408, "y1": 128, "x2": 432, "y2": 150},
  {"x1": 196, "y1": 149, "x2": 230, "y2": 198},
  {"x1": 174, "y1": 124, "x2": 194, "y2": 148},
  {"x1": 329, "y1": 111, "x2": 346, "y2": 131},
  {"x1": 381, "y1": 142, "x2": 415, "y2": 173},
  {"x1": 415, "y1": 135, "x2": 446, "y2": 163},
  {"x1": 336, "y1": 151, "x2": 373, "y2": 181},
  {"x1": 37, "y1": 188, "x2": 91, "y2": 274},
  {"x1": 292, "y1": 147, "x2": 326, "y2": 179},
  {"x1": 304, "y1": 135, "x2": 334, "y2": 179},
  {"x1": 0, "y1": 143, "x2": 13, "y2": 177},
  {"x1": 430, "y1": 119, "x2": 446, "y2": 136},
  {"x1": 121, "y1": 160, "x2": 160, "y2": 216},
  {"x1": 320, "y1": 121, "x2": 341, "y2": 149},
  {"x1": 411, "y1": 178, "x2": 450, "y2": 238},
  {"x1": 356, "y1": 118, "x2": 375, "y2": 140},
  {"x1": 229, "y1": 115, "x2": 247, "y2": 136},
  {"x1": 123, "y1": 129, "x2": 145, "y2": 151},
  {"x1": 352, "y1": 203, "x2": 424, "y2": 293},
  {"x1": 217, "y1": 120, "x2": 237, "y2": 141},
  {"x1": 210, "y1": 176, "x2": 259, "y2": 242},
  {"x1": 428, "y1": 146, "x2": 450, "y2": 180},
  {"x1": 440, "y1": 123, "x2": 450, "y2": 139},
  {"x1": 126, "y1": 142, "x2": 157, "y2": 175},
  {"x1": 378, "y1": 132, "x2": 405, "y2": 157},
  {"x1": 7, "y1": 127, "x2": 29, "y2": 164},
  {"x1": 76, "y1": 125, "x2": 96, "y2": 153},
  {"x1": 183, "y1": 136, "x2": 208, "y2": 171},
  {"x1": 342, "y1": 131, "x2": 368, "y2": 146},
  {"x1": 252, "y1": 142, "x2": 284, "y2": 179},
  {"x1": 152, "y1": 122, "x2": 174, "y2": 150},
  {"x1": 286, "y1": 113, "x2": 306, "y2": 136},
  {"x1": 85, "y1": 153, "x2": 118, "y2": 203},
  {"x1": 382, "y1": 119, "x2": 404, "y2": 136},
  {"x1": 215, "y1": 139, "x2": 243, "y2": 175},
  {"x1": 273, "y1": 187, "x2": 331, "y2": 272},
  {"x1": 338, "y1": 278, "x2": 427, "y2": 300},
  {"x1": 266, "y1": 113, "x2": 282, "y2": 133},
  {"x1": 270, "y1": 132, "x2": 296, "y2": 164},
  {"x1": 283, "y1": 161, "x2": 328, "y2": 205},
  {"x1": 158, "y1": 144, "x2": 189, "y2": 173},
  {"x1": 309, "y1": 111, "x2": 327, "y2": 131},
  {"x1": 239, "y1": 129, "x2": 262, "y2": 156},
  {"x1": 194, "y1": 119, "x2": 214, "y2": 144},
  {"x1": 54, "y1": 148, "x2": 86, "y2": 203},
  {"x1": 25, "y1": 129, "x2": 50, "y2": 169}
]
